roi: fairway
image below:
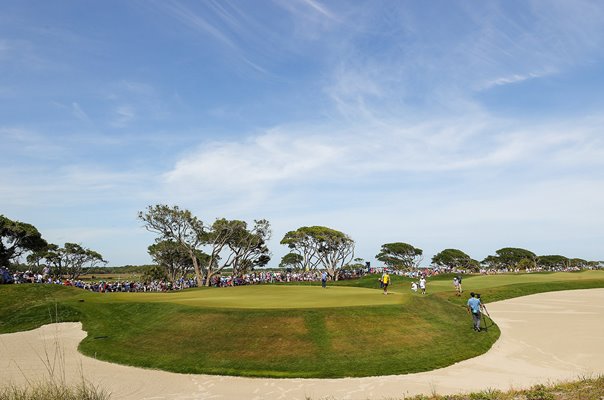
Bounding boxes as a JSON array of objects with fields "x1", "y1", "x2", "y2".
[
  {"x1": 425, "y1": 270, "x2": 604, "y2": 293},
  {"x1": 97, "y1": 285, "x2": 406, "y2": 308}
]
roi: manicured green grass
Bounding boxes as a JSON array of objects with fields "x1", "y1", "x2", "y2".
[
  {"x1": 327, "y1": 270, "x2": 604, "y2": 294},
  {"x1": 1, "y1": 270, "x2": 602, "y2": 378},
  {"x1": 96, "y1": 285, "x2": 407, "y2": 308},
  {"x1": 75, "y1": 294, "x2": 496, "y2": 377}
]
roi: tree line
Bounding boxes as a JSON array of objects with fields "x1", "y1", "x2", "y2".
[
  {"x1": 2, "y1": 208, "x2": 602, "y2": 285},
  {"x1": 1, "y1": 215, "x2": 106, "y2": 279},
  {"x1": 374, "y1": 244, "x2": 600, "y2": 272}
]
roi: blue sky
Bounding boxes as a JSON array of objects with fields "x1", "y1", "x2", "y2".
[{"x1": 2, "y1": 0, "x2": 603, "y2": 266}]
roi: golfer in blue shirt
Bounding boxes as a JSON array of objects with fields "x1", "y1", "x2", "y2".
[{"x1": 467, "y1": 292, "x2": 483, "y2": 331}]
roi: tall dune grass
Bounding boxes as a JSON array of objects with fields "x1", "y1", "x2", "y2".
[
  {"x1": 0, "y1": 305, "x2": 110, "y2": 400},
  {"x1": 0, "y1": 380, "x2": 109, "y2": 400}
]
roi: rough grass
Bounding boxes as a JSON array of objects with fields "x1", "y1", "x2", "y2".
[
  {"x1": 0, "y1": 380, "x2": 109, "y2": 400},
  {"x1": 0, "y1": 270, "x2": 602, "y2": 378},
  {"x1": 397, "y1": 375, "x2": 604, "y2": 400}
]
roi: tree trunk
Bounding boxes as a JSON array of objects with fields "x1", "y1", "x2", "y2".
[
  {"x1": 204, "y1": 272, "x2": 213, "y2": 287},
  {"x1": 188, "y1": 248, "x2": 203, "y2": 287}
]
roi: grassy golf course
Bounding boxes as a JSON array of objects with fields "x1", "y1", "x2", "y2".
[{"x1": 1, "y1": 270, "x2": 603, "y2": 378}]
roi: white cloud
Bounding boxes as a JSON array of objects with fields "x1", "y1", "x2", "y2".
[
  {"x1": 272, "y1": 0, "x2": 339, "y2": 35},
  {"x1": 164, "y1": 130, "x2": 343, "y2": 193},
  {"x1": 71, "y1": 102, "x2": 90, "y2": 121},
  {"x1": 161, "y1": 113, "x2": 604, "y2": 214},
  {"x1": 300, "y1": 0, "x2": 334, "y2": 19},
  {"x1": 481, "y1": 70, "x2": 554, "y2": 90},
  {"x1": 0, "y1": 126, "x2": 65, "y2": 159},
  {"x1": 112, "y1": 105, "x2": 135, "y2": 127}
]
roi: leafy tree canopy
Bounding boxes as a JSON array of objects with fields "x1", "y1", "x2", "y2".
[
  {"x1": 482, "y1": 247, "x2": 536, "y2": 269},
  {"x1": 279, "y1": 252, "x2": 303, "y2": 271},
  {"x1": 538, "y1": 255, "x2": 569, "y2": 269},
  {"x1": 431, "y1": 248, "x2": 477, "y2": 270},
  {"x1": 0, "y1": 215, "x2": 48, "y2": 267},
  {"x1": 375, "y1": 242, "x2": 423, "y2": 270},
  {"x1": 139, "y1": 205, "x2": 271, "y2": 285},
  {"x1": 148, "y1": 240, "x2": 210, "y2": 282},
  {"x1": 280, "y1": 226, "x2": 354, "y2": 280},
  {"x1": 41, "y1": 242, "x2": 106, "y2": 279}
]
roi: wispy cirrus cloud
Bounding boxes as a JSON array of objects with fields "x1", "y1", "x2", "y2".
[
  {"x1": 71, "y1": 102, "x2": 90, "y2": 122},
  {"x1": 272, "y1": 0, "x2": 339, "y2": 28},
  {"x1": 0, "y1": 126, "x2": 66, "y2": 159},
  {"x1": 319, "y1": 1, "x2": 604, "y2": 118},
  {"x1": 152, "y1": 0, "x2": 269, "y2": 73},
  {"x1": 480, "y1": 70, "x2": 555, "y2": 89},
  {"x1": 111, "y1": 105, "x2": 136, "y2": 127},
  {"x1": 102, "y1": 80, "x2": 166, "y2": 128},
  {"x1": 162, "y1": 112, "x2": 604, "y2": 208}
]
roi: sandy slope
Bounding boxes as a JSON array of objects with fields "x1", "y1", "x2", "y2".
[{"x1": 1, "y1": 289, "x2": 603, "y2": 400}]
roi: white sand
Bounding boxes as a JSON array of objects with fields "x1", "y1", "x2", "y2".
[{"x1": 1, "y1": 288, "x2": 603, "y2": 400}]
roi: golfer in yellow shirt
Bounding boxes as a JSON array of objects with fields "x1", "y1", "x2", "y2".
[{"x1": 382, "y1": 272, "x2": 390, "y2": 295}]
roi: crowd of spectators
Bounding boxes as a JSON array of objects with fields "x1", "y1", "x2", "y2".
[
  {"x1": 478, "y1": 266, "x2": 588, "y2": 274},
  {"x1": 210, "y1": 269, "x2": 365, "y2": 287},
  {"x1": 1, "y1": 263, "x2": 599, "y2": 292},
  {"x1": 0, "y1": 266, "x2": 368, "y2": 292}
]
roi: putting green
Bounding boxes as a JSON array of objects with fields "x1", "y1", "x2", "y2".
[{"x1": 94, "y1": 285, "x2": 406, "y2": 309}]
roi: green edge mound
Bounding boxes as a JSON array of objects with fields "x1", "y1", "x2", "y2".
[{"x1": 1, "y1": 270, "x2": 603, "y2": 378}]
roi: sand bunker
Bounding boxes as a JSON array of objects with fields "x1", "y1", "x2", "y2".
[{"x1": 1, "y1": 288, "x2": 603, "y2": 399}]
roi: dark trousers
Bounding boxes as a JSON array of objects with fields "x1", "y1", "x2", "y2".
[{"x1": 472, "y1": 312, "x2": 481, "y2": 330}]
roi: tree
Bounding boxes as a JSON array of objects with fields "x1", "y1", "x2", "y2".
[
  {"x1": 143, "y1": 264, "x2": 169, "y2": 282},
  {"x1": 148, "y1": 240, "x2": 202, "y2": 282},
  {"x1": 228, "y1": 219, "x2": 271, "y2": 277},
  {"x1": 139, "y1": 205, "x2": 270, "y2": 286},
  {"x1": 200, "y1": 218, "x2": 249, "y2": 286},
  {"x1": 482, "y1": 247, "x2": 537, "y2": 270},
  {"x1": 42, "y1": 242, "x2": 106, "y2": 279},
  {"x1": 279, "y1": 253, "x2": 303, "y2": 271},
  {"x1": 280, "y1": 228, "x2": 322, "y2": 272},
  {"x1": 0, "y1": 215, "x2": 48, "y2": 267},
  {"x1": 138, "y1": 205, "x2": 206, "y2": 286},
  {"x1": 538, "y1": 255, "x2": 569, "y2": 270},
  {"x1": 498, "y1": 247, "x2": 536, "y2": 268},
  {"x1": 517, "y1": 258, "x2": 534, "y2": 271},
  {"x1": 313, "y1": 227, "x2": 355, "y2": 280},
  {"x1": 280, "y1": 226, "x2": 355, "y2": 280},
  {"x1": 43, "y1": 243, "x2": 63, "y2": 276},
  {"x1": 63, "y1": 243, "x2": 106, "y2": 279},
  {"x1": 375, "y1": 242, "x2": 423, "y2": 270},
  {"x1": 343, "y1": 257, "x2": 366, "y2": 271},
  {"x1": 431, "y1": 248, "x2": 477, "y2": 270},
  {"x1": 569, "y1": 258, "x2": 591, "y2": 269},
  {"x1": 481, "y1": 255, "x2": 501, "y2": 270},
  {"x1": 26, "y1": 248, "x2": 49, "y2": 272}
]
